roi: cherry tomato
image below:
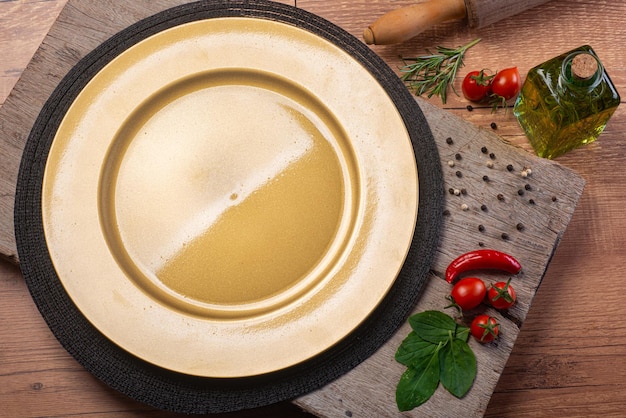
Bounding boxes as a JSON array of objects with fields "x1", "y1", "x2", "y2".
[
  {"x1": 450, "y1": 277, "x2": 487, "y2": 310},
  {"x1": 462, "y1": 70, "x2": 493, "y2": 102},
  {"x1": 487, "y1": 279, "x2": 517, "y2": 310},
  {"x1": 490, "y1": 67, "x2": 521, "y2": 100},
  {"x1": 470, "y1": 314, "x2": 499, "y2": 343}
]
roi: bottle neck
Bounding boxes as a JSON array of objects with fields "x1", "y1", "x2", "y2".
[{"x1": 559, "y1": 51, "x2": 603, "y2": 92}]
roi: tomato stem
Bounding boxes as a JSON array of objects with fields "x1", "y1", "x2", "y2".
[{"x1": 490, "y1": 278, "x2": 515, "y2": 303}]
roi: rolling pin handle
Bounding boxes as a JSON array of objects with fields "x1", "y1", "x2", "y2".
[{"x1": 363, "y1": 0, "x2": 467, "y2": 45}]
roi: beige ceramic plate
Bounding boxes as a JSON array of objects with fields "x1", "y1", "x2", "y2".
[{"x1": 42, "y1": 17, "x2": 418, "y2": 378}]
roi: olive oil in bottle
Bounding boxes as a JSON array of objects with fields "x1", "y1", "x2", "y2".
[{"x1": 513, "y1": 45, "x2": 620, "y2": 159}]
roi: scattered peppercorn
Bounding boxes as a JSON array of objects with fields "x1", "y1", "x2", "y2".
[
  {"x1": 478, "y1": 242, "x2": 485, "y2": 247},
  {"x1": 461, "y1": 204, "x2": 469, "y2": 211},
  {"x1": 516, "y1": 223, "x2": 525, "y2": 231},
  {"x1": 517, "y1": 189, "x2": 525, "y2": 196},
  {"x1": 490, "y1": 122, "x2": 498, "y2": 130},
  {"x1": 446, "y1": 137, "x2": 454, "y2": 145},
  {"x1": 501, "y1": 233, "x2": 510, "y2": 240},
  {"x1": 481, "y1": 146, "x2": 488, "y2": 154},
  {"x1": 443, "y1": 209, "x2": 451, "y2": 216},
  {"x1": 529, "y1": 199, "x2": 536, "y2": 205},
  {"x1": 455, "y1": 153, "x2": 462, "y2": 161},
  {"x1": 448, "y1": 188, "x2": 455, "y2": 195},
  {"x1": 480, "y1": 204, "x2": 488, "y2": 212},
  {"x1": 489, "y1": 152, "x2": 496, "y2": 160},
  {"x1": 552, "y1": 196, "x2": 558, "y2": 202},
  {"x1": 454, "y1": 189, "x2": 461, "y2": 196},
  {"x1": 506, "y1": 164, "x2": 514, "y2": 172},
  {"x1": 478, "y1": 224, "x2": 485, "y2": 232},
  {"x1": 521, "y1": 168, "x2": 532, "y2": 178},
  {"x1": 497, "y1": 194, "x2": 505, "y2": 201},
  {"x1": 456, "y1": 171, "x2": 462, "y2": 178},
  {"x1": 466, "y1": 105, "x2": 474, "y2": 111},
  {"x1": 486, "y1": 161, "x2": 494, "y2": 168},
  {"x1": 461, "y1": 188, "x2": 467, "y2": 195},
  {"x1": 525, "y1": 184, "x2": 532, "y2": 191},
  {"x1": 482, "y1": 175, "x2": 490, "y2": 182}
]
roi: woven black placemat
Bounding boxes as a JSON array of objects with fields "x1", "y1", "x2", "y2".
[{"x1": 14, "y1": 0, "x2": 443, "y2": 414}]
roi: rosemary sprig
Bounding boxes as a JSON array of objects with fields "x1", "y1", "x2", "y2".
[{"x1": 400, "y1": 38, "x2": 481, "y2": 104}]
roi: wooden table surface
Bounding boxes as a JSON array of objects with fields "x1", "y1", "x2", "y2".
[{"x1": 1, "y1": 1, "x2": 625, "y2": 417}]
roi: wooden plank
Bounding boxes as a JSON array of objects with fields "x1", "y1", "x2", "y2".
[{"x1": 0, "y1": 0, "x2": 68, "y2": 107}]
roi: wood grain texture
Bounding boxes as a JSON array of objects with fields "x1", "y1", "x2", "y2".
[
  {"x1": 1, "y1": 0, "x2": 626, "y2": 417},
  {"x1": 465, "y1": 0, "x2": 553, "y2": 28},
  {"x1": 0, "y1": 0, "x2": 67, "y2": 106}
]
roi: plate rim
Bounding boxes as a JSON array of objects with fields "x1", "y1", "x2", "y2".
[
  {"x1": 14, "y1": 0, "x2": 443, "y2": 414},
  {"x1": 43, "y1": 15, "x2": 418, "y2": 378}
]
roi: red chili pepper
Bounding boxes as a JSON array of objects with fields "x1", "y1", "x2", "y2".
[{"x1": 445, "y1": 249, "x2": 521, "y2": 284}]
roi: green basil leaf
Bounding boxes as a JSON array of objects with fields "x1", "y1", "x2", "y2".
[
  {"x1": 395, "y1": 332, "x2": 439, "y2": 368},
  {"x1": 396, "y1": 349, "x2": 440, "y2": 411},
  {"x1": 455, "y1": 324, "x2": 470, "y2": 342},
  {"x1": 408, "y1": 310, "x2": 457, "y2": 344},
  {"x1": 439, "y1": 338, "x2": 476, "y2": 398}
]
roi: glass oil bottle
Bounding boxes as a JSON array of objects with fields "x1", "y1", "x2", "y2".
[{"x1": 513, "y1": 45, "x2": 620, "y2": 159}]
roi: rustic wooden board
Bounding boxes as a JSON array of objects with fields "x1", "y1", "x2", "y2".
[
  {"x1": 0, "y1": 0, "x2": 67, "y2": 107},
  {"x1": 0, "y1": 1, "x2": 584, "y2": 417}
]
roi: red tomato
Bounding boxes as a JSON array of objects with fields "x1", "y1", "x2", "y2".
[
  {"x1": 450, "y1": 277, "x2": 487, "y2": 310},
  {"x1": 470, "y1": 314, "x2": 499, "y2": 343},
  {"x1": 490, "y1": 67, "x2": 521, "y2": 100},
  {"x1": 462, "y1": 70, "x2": 493, "y2": 102},
  {"x1": 488, "y1": 280, "x2": 517, "y2": 310}
]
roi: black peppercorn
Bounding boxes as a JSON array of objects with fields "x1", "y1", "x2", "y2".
[
  {"x1": 481, "y1": 146, "x2": 488, "y2": 154},
  {"x1": 446, "y1": 137, "x2": 454, "y2": 145},
  {"x1": 506, "y1": 164, "x2": 514, "y2": 172},
  {"x1": 490, "y1": 122, "x2": 498, "y2": 130}
]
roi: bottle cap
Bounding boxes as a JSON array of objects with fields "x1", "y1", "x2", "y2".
[{"x1": 571, "y1": 53, "x2": 598, "y2": 80}]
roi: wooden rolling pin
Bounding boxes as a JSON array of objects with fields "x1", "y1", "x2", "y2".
[{"x1": 364, "y1": 0, "x2": 552, "y2": 45}]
